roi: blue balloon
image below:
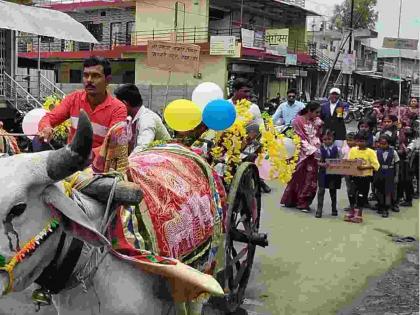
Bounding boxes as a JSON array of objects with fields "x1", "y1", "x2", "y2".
[{"x1": 202, "y1": 99, "x2": 236, "y2": 131}]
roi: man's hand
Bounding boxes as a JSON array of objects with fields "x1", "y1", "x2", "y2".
[
  {"x1": 318, "y1": 162, "x2": 327, "y2": 168},
  {"x1": 37, "y1": 127, "x2": 54, "y2": 142}
]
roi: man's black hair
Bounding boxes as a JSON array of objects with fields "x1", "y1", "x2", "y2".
[
  {"x1": 287, "y1": 88, "x2": 298, "y2": 95},
  {"x1": 114, "y1": 84, "x2": 143, "y2": 107},
  {"x1": 391, "y1": 95, "x2": 399, "y2": 102},
  {"x1": 232, "y1": 78, "x2": 252, "y2": 91},
  {"x1": 83, "y1": 56, "x2": 111, "y2": 77}
]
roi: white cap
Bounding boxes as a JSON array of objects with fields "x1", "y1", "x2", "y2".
[{"x1": 329, "y1": 88, "x2": 341, "y2": 95}]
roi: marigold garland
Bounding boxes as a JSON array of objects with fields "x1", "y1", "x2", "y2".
[
  {"x1": 42, "y1": 95, "x2": 70, "y2": 142},
  {"x1": 210, "y1": 99, "x2": 252, "y2": 184},
  {"x1": 208, "y1": 99, "x2": 301, "y2": 185},
  {"x1": 257, "y1": 114, "x2": 301, "y2": 184}
]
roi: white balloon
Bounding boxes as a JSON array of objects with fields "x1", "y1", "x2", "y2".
[
  {"x1": 22, "y1": 108, "x2": 47, "y2": 140},
  {"x1": 282, "y1": 137, "x2": 296, "y2": 159},
  {"x1": 192, "y1": 82, "x2": 224, "y2": 111}
]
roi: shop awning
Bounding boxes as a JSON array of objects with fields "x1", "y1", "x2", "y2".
[{"x1": 0, "y1": 0, "x2": 98, "y2": 43}]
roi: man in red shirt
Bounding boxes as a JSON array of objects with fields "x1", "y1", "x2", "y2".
[{"x1": 38, "y1": 56, "x2": 127, "y2": 158}]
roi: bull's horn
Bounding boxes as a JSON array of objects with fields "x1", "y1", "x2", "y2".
[{"x1": 46, "y1": 110, "x2": 93, "y2": 181}]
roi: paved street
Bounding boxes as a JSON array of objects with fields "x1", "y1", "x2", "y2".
[
  {"x1": 0, "y1": 178, "x2": 418, "y2": 315},
  {"x1": 222, "y1": 180, "x2": 419, "y2": 315}
]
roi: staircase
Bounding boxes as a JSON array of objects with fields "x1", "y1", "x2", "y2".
[
  {"x1": 2, "y1": 72, "x2": 43, "y2": 113},
  {"x1": 308, "y1": 45, "x2": 333, "y2": 72},
  {"x1": 14, "y1": 73, "x2": 66, "y2": 103}
]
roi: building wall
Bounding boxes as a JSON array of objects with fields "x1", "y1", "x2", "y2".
[
  {"x1": 135, "y1": 0, "x2": 209, "y2": 34},
  {"x1": 57, "y1": 60, "x2": 135, "y2": 84},
  {"x1": 134, "y1": 53, "x2": 227, "y2": 89}
]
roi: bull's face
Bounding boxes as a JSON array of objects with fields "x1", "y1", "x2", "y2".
[{"x1": 0, "y1": 111, "x2": 107, "y2": 295}]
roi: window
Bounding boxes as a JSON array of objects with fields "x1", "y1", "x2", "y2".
[
  {"x1": 110, "y1": 22, "x2": 122, "y2": 46},
  {"x1": 81, "y1": 21, "x2": 103, "y2": 42},
  {"x1": 40, "y1": 36, "x2": 54, "y2": 43},
  {"x1": 69, "y1": 70, "x2": 82, "y2": 83},
  {"x1": 89, "y1": 23, "x2": 103, "y2": 42},
  {"x1": 122, "y1": 70, "x2": 135, "y2": 84},
  {"x1": 126, "y1": 21, "x2": 135, "y2": 45}
]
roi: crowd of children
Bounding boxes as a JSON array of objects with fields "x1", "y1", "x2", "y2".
[{"x1": 315, "y1": 98, "x2": 419, "y2": 223}]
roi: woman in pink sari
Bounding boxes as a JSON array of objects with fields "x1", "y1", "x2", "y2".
[{"x1": 281, "y1": 102, "x2": 323, "y2": 212}]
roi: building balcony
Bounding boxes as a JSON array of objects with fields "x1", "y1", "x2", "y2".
[
  {"x1": 32, "y1": 0, "x2": 135, "y2": 11},
  {"x1": 17, "y1": 26, "x2": 316, "y2": 66}
]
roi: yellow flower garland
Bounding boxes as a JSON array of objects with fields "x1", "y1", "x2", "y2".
[
  {"x1": 209, "y1": 99, "x2": 300, "y2": 185},
  {"x1": 210, "y1": 99, "x2": 252, "y2": 184},
  {"x1": 42, "y1": 95, "x2": 70, "y2": 141},
  {"x1": 257, "y1": 116, "x2": 301, "y2": 184}
]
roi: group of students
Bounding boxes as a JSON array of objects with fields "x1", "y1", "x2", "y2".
[{"x1": 316, "y1": 99, "x2": 419, "y2": 223}]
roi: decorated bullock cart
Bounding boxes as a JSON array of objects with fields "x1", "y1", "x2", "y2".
[{"x1": 0, "y1": 110, "x2": 272, "y2": 314}]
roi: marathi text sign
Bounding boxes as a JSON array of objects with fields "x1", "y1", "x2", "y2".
[
  {"x1": 383, "y1": 37, "x2": 419, "y2": 50},
  {"x1": 210, "y1": 36, "x2": 236, "y2": 56},
  {"x1": 147, "y1": 41, "x2": 200, "y2": 73},
  {"x1": 326, "y1": 159, "x2": 371, "y2": 176},
  {"x1": 265, "y1": 28, "x2": 289, "y2": 46}
]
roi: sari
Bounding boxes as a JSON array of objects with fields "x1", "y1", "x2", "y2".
[{"x1": 281, "y1": 115, "x2": 322, "y2": 209}]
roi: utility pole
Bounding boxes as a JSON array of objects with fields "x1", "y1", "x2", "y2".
[
  {"x1": 345, "y1": 0, "x2": 355, "y2": 100},
  {"x1": 397, "y1": 0, "x2": 403, "y2": 121}
]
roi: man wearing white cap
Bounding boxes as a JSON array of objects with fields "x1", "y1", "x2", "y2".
[{"x1": 320, "y1": 88, "x2": 348, "y2": 147}]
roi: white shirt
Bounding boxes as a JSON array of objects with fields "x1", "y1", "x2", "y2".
[
  {"x1": 330, "y1": 101, "x2": 338, "y2": 116},
  {"x1": 131, "y1": 106, "x2": 171, "y2": 153},
  {"x1": 228, "y1": 99, "x2": 264, "y2": 127}
]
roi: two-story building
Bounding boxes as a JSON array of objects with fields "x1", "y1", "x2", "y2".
[
  {"x1": 19, "y1": 0, "x2": 136, "y2": 86},
  {"x1": 308, "y1": 27, "x2": 378, "y2": 99},
  {"x1": 376, "y1": 49, "x2": 420, "y2": 102},
  {"x1": 19, "y1": 0, "x2": 320, "y2": 111}
]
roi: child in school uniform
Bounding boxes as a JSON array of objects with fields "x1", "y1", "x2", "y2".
[
  {"x1": 341, "y1": 132, "x2": 357, "y2": 211},
  {"x1": 315, "y1": 129, "x2": 342, "y2": 218},
  {"x1": 345, "y1": 131, "x2": 380, "y2": 223},
  {"x1": 374, "y1": 135, "x2": 400, "y2": 218},
  {"x1": 358, "y1": 118, "x2": 374, "y2": 148},
  {"x1": 375, "y1": 115, "x2": 400, "y2": 212}
]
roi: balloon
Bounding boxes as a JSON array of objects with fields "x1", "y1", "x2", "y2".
[
  {"x1": 164, "y1": 99, "x2": 202, "y2": 132},
  {"x1": 202, "y1": 99, "x2": 236, "y2": 131},
  {"x1": 22, "y1": 108, "x2": 47, "y2": 140},
  {"x1": 192, "y1": 82, "x2": 224, "y2": 111},
  {"x1": 280, "y1": 137, "x2": 296, "y2": 159}
]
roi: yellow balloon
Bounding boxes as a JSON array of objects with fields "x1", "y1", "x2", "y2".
[{"x1": 164, "y1": 99, "x2": 202, "y2": 131}]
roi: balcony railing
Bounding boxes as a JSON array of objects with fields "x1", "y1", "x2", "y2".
[{"x1": 17, "y1": 26, "x2": 311, "y2": 56}]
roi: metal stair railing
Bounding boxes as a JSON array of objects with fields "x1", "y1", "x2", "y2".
[
  {"x1": 3, "y1": 72, "x2": 43, "y2": 113},
  {"x1": 40, "y1": 74, "x2": 66, "y2": 99}
]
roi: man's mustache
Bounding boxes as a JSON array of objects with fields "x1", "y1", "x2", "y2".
[{"x1": 85, "y1": 84, "x2": 95, "y2": 89}]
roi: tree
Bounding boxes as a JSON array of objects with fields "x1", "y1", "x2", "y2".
[{"x1": 331, "y1": 0, "x2": 378, "y2": 31}]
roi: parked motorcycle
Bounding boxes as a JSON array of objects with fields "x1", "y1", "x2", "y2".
[{"x1": 344, "y1": 101, "x2": 374, "y2": 124}]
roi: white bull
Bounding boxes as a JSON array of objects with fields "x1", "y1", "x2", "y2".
[{"x1": 0, "y1": 112, "x2": 215, "y2": 315}]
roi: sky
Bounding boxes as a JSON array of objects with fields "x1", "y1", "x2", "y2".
[{"x1": 305, "y1": 0, "x2": 420, "y2": 49}]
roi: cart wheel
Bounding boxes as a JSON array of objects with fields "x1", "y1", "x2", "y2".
[{"x1": 213, "y1": 162, "x2": 264, "y2": 313}]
